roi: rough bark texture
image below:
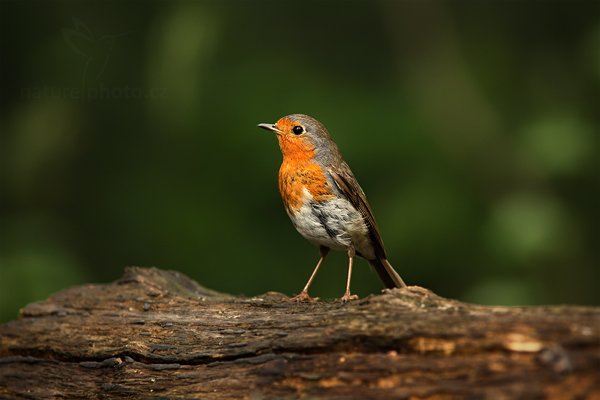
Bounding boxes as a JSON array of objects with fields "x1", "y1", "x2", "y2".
[{"x1": 0, "y1": 267, "x2": 599, "y2": 399}]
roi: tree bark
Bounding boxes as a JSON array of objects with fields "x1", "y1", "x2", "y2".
[{"x1": 1, "y1": 267, "x2": 599, "y2": 399}]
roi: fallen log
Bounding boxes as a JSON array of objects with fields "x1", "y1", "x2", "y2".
[{"x1": 1, "y1": 267, "x2": 599, "y2": 399}]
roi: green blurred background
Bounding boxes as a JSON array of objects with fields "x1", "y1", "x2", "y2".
[{"x1": 1, "y1": 0, "x2": 599, "y2": 322}]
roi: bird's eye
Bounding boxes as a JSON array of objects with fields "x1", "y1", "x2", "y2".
[{"x1": 292, "y1": 125, "x2": 304, "y2": 135}]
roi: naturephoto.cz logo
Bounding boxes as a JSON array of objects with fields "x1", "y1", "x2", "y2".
[{"x1": 21, "y1": 17, "x2": 167, "y2": 101}]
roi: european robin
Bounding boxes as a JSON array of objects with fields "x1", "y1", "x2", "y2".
[{"x1": 258, "y1": 114, "x2": 407, "y2": 302}]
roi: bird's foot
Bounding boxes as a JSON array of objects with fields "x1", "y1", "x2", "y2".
[
  {"x1": 338, "y1": 293, "x2": 359, "y2": 303},
  {"x1": 291, "y1": 291, "x2": 319, "y2": 302}
]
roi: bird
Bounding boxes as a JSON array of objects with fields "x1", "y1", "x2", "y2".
[{"x1": 258, "y1": 114, "x2": 407, "y2": 302}]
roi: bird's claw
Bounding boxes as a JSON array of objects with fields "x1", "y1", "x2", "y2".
[
  {"x1": 291, "y1": 292, "x2": 319, "y2": 302},
  {"x1": 338, "y1": 293, "x2": 359, "y2": 303}
]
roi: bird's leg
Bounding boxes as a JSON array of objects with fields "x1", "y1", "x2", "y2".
[
  {"x1": 340, "y1": 246, "x2": 359, "y2": 302},
  {"x1": 292, "y1": 246, "x2": 329, "y2": 302}
]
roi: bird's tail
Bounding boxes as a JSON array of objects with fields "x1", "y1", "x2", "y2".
[{"x1": 369, "y1": 258, "x2": 407, "y2": 289}]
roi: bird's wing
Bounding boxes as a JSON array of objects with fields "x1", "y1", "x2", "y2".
[{"x1": 327, "y1": 162, "x2": 387, "y2": 259}]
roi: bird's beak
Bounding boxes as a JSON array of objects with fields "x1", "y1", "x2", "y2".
[{"x1": 258, "y1": 123, "x2": 283, "y2": 135}]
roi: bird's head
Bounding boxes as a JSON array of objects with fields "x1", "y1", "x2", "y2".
[{"x1": 258, "y1": 114, "x2": 339, "y2": 162}]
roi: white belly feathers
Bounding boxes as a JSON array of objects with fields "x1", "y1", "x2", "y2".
[{"x1": 286, "y1": 188, "x2": 375, "y2": 259}]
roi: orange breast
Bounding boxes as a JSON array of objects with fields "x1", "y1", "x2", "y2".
[
  {"x1": 279, "y1": 162, "x2": 335, "y2": 212},
  {"x1": 276, "y1": 128, "x2": 335, "y2": 211}
]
